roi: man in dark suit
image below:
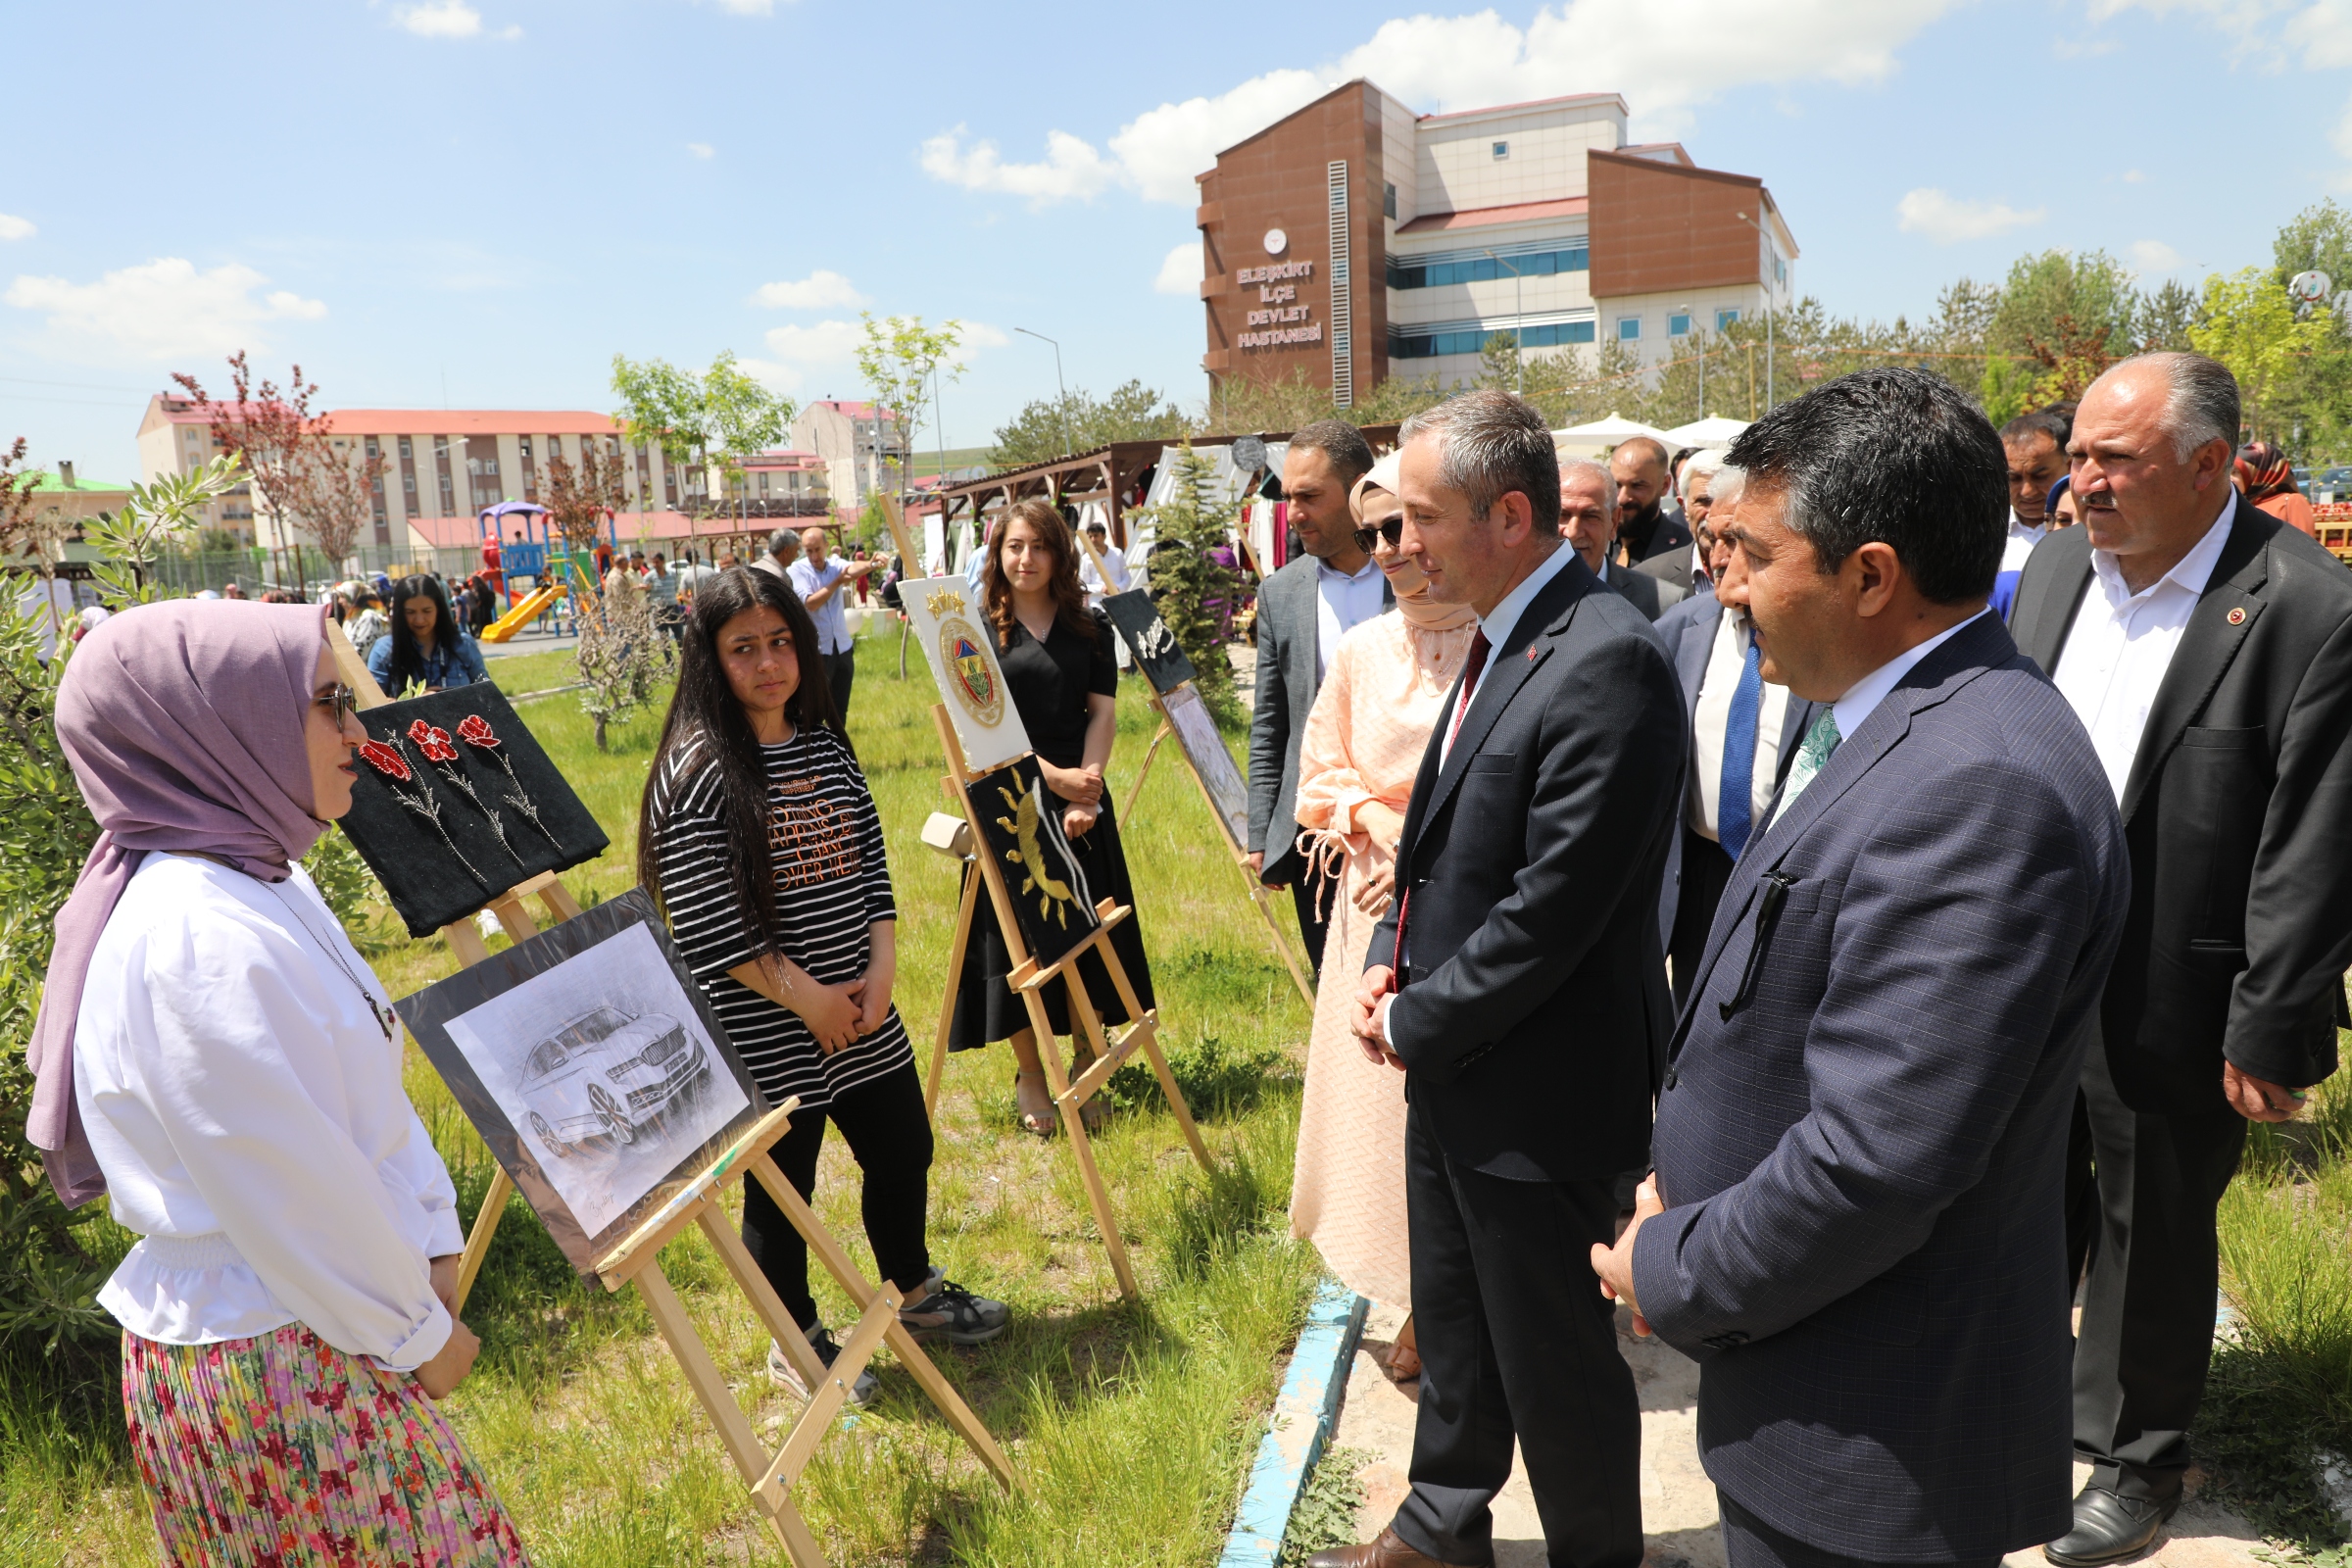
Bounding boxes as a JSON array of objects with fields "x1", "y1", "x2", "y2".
[
  {"x1": 1648, "y1": 482, "x2": 1822, "y2": 1008},
  {"x1": 1561, "y1": 457, "x2": 1685, "y2": 621},
  {"x1": 1307, "y1": 391, "x2": 1684, "y2": 1568},
  {"x1": 1592, "y1": 368, "x2": 2132, "y2": 1567},
  {"x1": 1248, "y1": 419, "x2": 1389, "y2": 974},
  {"x1": 1609, "y1": 434, "x2": 1694, "y2": 565},
  {"x1": 2012, "y1": 353, "x2": 2352, "y2": 1564},
  {"x1": 1641, "y1": 448, "x2": 1732, "y2": 597}
]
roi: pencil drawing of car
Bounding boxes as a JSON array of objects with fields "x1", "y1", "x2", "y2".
[{"x1": 517, "y1": 1004, "x2": 707, "y2": 1158}]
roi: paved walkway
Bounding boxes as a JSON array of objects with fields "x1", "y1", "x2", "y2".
[{"x1": 1333, "y1": 1302, "x2": 2265, "y2": 1568}]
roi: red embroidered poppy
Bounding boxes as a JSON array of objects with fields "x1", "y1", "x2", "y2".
[
  {"x1": 457, "y1": 713, "x2": 499, "y2": 749},
  {"x1": 358, "y1": 740, "x2": 411, "y2": 780},
  {"x1": 408, "y1": 718, "x2": 460, "y2": 762}
]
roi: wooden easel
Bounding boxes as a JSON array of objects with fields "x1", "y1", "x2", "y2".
[
  {"x1": 1072, "y1": 530, "x2": 1316, "y2": 1009},
  {"x1": 586, "y1": 1100, "x2": 1017, "y2": 1565},
  {"x1": 923, "y1": 708, "x2": 1213, "y2": 1300}
]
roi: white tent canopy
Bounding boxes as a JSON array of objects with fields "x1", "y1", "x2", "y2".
[
  {"x1": 1663, "y1": 416, "x2": 1752, "y2": 446},
  {"x1": 1551, "y1": 414, "x2": 1674, "y2": 455}
]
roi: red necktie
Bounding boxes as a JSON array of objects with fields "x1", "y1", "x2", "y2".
[{"x1": 1392, "y1": 629, "x2": 1490, "y2": 980}]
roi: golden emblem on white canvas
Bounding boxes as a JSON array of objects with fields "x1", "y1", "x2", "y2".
[{"x1": 937, "y1": 614, "x2": 1006, "y2": 729}]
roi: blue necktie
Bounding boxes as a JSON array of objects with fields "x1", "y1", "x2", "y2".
[{"x1": 1718, "y1": 637, "x2": 1763, "y2": 861}]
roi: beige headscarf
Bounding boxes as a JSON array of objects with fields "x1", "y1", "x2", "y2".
[{"x1": 1351, "y1": 454, "x2": 1477, "y2": 633}]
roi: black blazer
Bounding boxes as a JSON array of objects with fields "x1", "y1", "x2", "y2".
[
  {"x1": 1599, "y1": 559, "x2": 1685, "y2": 622},
  {"x1": 1366, "y1": 552, "x2": 1686, "y2": 1181},
  {"x1": 2013, "y1": 503, "x2": 2352, "y2": 1110}
]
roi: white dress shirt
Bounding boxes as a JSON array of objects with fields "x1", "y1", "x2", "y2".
[
  {"x1": 2000, "y1": 514, "x2": 2047, "y2": 575},
  {"x1": 788, "y1": 556, "x2": 855, "y2": 655},
  {"x1": 1689, "y1": 608, "x2": 1791, "y2": 840},
  {"x1": 2051, "y1": 494, "x2": 2238, "y2": 802},
  {"x1": 1831, "y1": 608, "x2": 1993, "y2": 742},
  {"x1": 1316, "y1": 556, "x2": 1388, "y2": 680},
  {"x1": 1080, "y1": 543, "x2": 1133, "y2": 605},
  {"x1": 75, "y1": 856, "x2": 461, "y2": 1369}
]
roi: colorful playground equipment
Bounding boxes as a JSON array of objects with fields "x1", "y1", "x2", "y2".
[{"x1": 476, "y1": 500, "x2": 615, "y2": 642}]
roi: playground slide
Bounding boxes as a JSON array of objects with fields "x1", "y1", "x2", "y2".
[{"x1": 480, "y1": 581, "x2": 564, "y2": 643}]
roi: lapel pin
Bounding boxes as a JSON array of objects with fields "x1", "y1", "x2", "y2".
[
  {"x1": 2228, "y1": 607, "x2": 2247, "y2": 625},
  {"x1": 1526, "y1": 646, "x2": 1539, "y2": 662}
]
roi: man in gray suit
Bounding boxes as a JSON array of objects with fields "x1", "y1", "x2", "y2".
[
  {"x1": 1248, "y1": 419, "x2": 1389, "y2": 974},
  {"x1": 1593, "y1": 368, "x2": 2131, "y2": 1567},
  {"x1": 1561, "y1": 459, "x2": 1685, "y2": 621},
  {"x1": 1648, "y1": 462, "x2": 1820, "y2": 1008}
]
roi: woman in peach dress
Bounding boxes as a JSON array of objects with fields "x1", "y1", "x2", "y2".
[{"x1": 1287, "y1": 455, "x2": 1479, "y2": 1376}]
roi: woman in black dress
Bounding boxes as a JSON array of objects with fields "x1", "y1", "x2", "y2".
[{"x1": 948, "y1": 499, "x2": 1156, "y2": 1135}]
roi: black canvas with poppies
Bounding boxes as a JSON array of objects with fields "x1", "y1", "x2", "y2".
[{"x1": 340, "y1": 685, "x2": 610, "y2": 936}]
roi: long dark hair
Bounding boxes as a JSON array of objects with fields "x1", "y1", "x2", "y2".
[
  {"x1": 983, "y1": 498, "x2": 1096, "y2": 648},
  {"x1": 637, "y1": 566, "x2": 838, "y2": 960},
  {"x1": 385, "y1": 573, "x2": 463, "y2": 691}
]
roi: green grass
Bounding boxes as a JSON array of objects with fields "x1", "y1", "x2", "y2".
[{"x1": 6, "y1": 627, "x2": 1320, "y2": 1566}]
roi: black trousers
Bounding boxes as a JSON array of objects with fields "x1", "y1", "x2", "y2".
[
  {"x1": 2066, "y1": 1032, "x2": 2247, "y2": 1499},
  {"x1": 1717, "y1": 1493, "x2": 1998, "y2": 1568},
  {"x1": 1669, "y1": 830, "x2": 1736, "y2": 1010},
  {"x1": 1391, "y1": 1102, "x2": 1642, "y2": 1568},
  {"x1": 821, "y1": 647, "x2": 857, "y2": 724},
  {"x1": 1291, "y1": 866, "x2": 1337, "y2": 979},
  {"x1": 740, "y1": 1064, "x2": 933, "y2": 1332}
]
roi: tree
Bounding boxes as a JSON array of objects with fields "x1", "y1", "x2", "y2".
[
  {"x1": 2190, "y1": 268, "x2": 2338, "y2": 444},
  {"x1": 293, "y1": 438, "x2": 388, "y2": 570},
  {"x1": 540, "y1": 441, "x2": 628, "y2": 552},
  {"x1": 81, "y1": 458, "x2": 248, "y2": 606},
  {"x1": 987, "y1": 379, "x2": 1189, "y2": 467},
  {"x1": 1988, "y1": 250, "x2": 2139, "y2": 363},
  {"x1": 2134, "y1": 279, "x2": 2198, "y2": 354},
  {"x1": 571, "y1": 562, "x2": 673, "y2": 750},
  {"x1": 854, "y1": 314, "x2": 963, "y2": 497},
  {"x1": 171, "y1": 354, "x2": 318, "y2": 567},
  {"x1": 611, "y1": 354, "x2": 711, "y2": 512},
  {"x1": 702, "y1": 352, "x2": 792, "y2": 521},
  {"x1": 1135, "y1": 445, "x2": 1242, "y2": 716}
]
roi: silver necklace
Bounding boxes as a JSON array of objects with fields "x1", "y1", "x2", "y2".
[{"x1": 264, "y1": 879, "x2": 396, "y2": 1043}]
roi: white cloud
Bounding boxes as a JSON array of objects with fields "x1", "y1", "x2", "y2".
[
  {"x1": 1154, "y1": 241, "x2": 1204, "y2": 296},
  {"x1": 2131, "y1": 239, "x2": 2186, "y2": 274},
  {"x1": 755, "y1": 270, "x2": 867, "y2": 310},
  {"x1": 1894, "y1": 187, "x2": 2045, "y2": 244},
  {"x1": 4, "y1": 258, "x2": 325, "y2": 360},
  {"x1": 2123, "y1": 168, "x2": 2147, "y2": 182},
  {"x1": 761, "y1": 319, "x2": 864, "y2": 365},
  {"x1": 920, "y1": 124, "x2": 1121, "y2": 205},
  {"x1": 0, "y1": 214, "x2": 32, "y2": 242},
  {"x1": 708, "y1": 0, "x2": 776, "y2": 12},
  {"x1": 687, "y1": 142, "x2": 715, "y2": 160},
  {"x1": 923, "y1": 2, "x2": 1960, "y2": 207},
  {"x1": 391, "y1": 2, "x2": 518, "y2": 39},
  {"x1": 947, "y1": 320, "x2": 1009, "y2": 369}
]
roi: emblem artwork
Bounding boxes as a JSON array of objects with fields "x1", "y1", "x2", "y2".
[
  {"x1": 994, "y1": 774, "x2": 1077, "y2": 928},
  {"x1": 963, "y1": 755, "x2": 1099, "y2": 966},
  {"x1": 939, "y1": 615, "x2": 1006, "y2": 728},
  {"x1": 899, "y1": 576, "x2": 1031, "y2": 771}
]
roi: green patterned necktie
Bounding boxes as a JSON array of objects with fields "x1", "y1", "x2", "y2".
[{"x1": 1775, "y1": 708, "x2": 1844, "y2": 818}]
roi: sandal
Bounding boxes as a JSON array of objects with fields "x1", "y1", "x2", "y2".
[
  {"x1": 1013, "y1": 1070, "x2": 1056, "y2": 1138},
  {"x1": 1390, "y1": 1313, "x2": 1421, "y2": 1382}
]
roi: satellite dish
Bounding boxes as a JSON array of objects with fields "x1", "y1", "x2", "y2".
[
  {"x1": 1231, "y1": 435, "x2": 1268, "y2": 473},
  {"x1": 1263, "y1": 228, "x2": 1288, "y2": 257},
  {"x1": 2290, "y1": 270, "x2": 2332, "y2": 303}
]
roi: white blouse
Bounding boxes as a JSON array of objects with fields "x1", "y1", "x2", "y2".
[{"x1": 74, "y1": 854, "x2": 460, "y2": 1370}]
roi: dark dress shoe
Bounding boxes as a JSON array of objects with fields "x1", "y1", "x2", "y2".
[
  {"x1": 1304, "y1": 1526, "x2": 1487, "y2": 1568},
  {"x1": 2042, "y1": 1486, "x2": 2180, "y2": 1566}
]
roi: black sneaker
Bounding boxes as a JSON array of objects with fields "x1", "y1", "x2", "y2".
[
  {"x1": 900, "y1": 1278, "x2": 1010, "y2": 1345},
  {"x1": 766, "y1": 1326, "x2": 877, "y2": 1406}
]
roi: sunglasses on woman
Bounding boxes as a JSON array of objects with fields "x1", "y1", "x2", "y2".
[
  {"x1": 313, "y1": 683, "x2": 362, "y2": 724},
  {"x1": 1351, "y1": 517, "x2": 1404, "y2": 556}
]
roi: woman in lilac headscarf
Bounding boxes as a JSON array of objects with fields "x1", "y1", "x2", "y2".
[{"x1": 28, "y1": 600, "x2": 529, "y2": 1566}]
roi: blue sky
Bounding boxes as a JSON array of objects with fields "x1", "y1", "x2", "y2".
[{"x1": 5, "y1": 0, "x2": 2349, "y2": 479}]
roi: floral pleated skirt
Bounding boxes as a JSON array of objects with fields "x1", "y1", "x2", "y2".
[{"x1": 122, "y1": 1322, "x2": 529, "y2": 1567}]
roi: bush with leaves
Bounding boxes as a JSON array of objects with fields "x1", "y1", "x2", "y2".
[
  {"x1": 571, "y1": 561, "x2": 675, "y2": 750},
  {"x1": 1133, "y1": 444, "x2": 1243, "y2": 717}
]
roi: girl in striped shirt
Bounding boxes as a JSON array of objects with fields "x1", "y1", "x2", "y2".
[{"x1": 638, "y1": 567, "x2": 1005, "y2": 1396}]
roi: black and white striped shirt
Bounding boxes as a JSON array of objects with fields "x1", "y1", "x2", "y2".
[{"x1": 648, "y1": 725, "x2": 910, "y2": 1111}]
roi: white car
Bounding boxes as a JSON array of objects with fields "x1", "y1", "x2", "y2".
[{"x1": 517, "y1": 1005, "x2": 707, "y2": 1159}]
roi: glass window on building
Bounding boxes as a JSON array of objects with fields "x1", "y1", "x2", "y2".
[
  {"x1": 1668, "y1": 314, "x2": 1691, "y2": 337},
  {"x1": 1619, "y1": 318, "x2": 1642, "y2": 342},
  {"x1": 1717, "y1": 309, "x2": 1741, "y2": 332},
  {"x1": 1492, "y1": 140, "x2": 1509, "y2": 160},
  {"x1": 1383, "y1": 182, "x2": 1397, "y2": 220}
]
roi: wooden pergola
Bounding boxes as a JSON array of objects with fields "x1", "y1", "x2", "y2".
[{"x1": 931, "y1": 425, "x2": 1402, "y2": 551}]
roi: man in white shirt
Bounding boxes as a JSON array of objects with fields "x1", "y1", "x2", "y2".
[
  {"x1": 1994, "y1": 407, "x2": 2074, "y2": 619},
  {"x1": 1246, "y1": 420, "x2": 1389, "y2": 975},
  {"x1": 2013, "y1": 353, "x2": 2352, "y2": 1566},
  {"x1": 1077, "y1": 518, "x2": 1132, "y2": 606},
  {"x1": 787, "y1": 525, "x2": 874, "y2": 724}
]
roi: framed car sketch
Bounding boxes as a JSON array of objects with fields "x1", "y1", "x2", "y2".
[
  {"x1": 395, "y1": 889, "x2": 764, "y2": 1281},
  {"x1": 894, "y1": 576, "x2": 1033, "y2": 772},
  {"x1": 1159, "y1": 682, "x2": 1250, "y2": 855},
  {"x1": 1099, "y1": 588, "x2": 1198, "y2": 696},
  {"x1": 964, "y1": 755, "x2": 1101, "y2": 968},
  {"x1": 338, "y1": 684, "x2": 611, "y2": 937}
]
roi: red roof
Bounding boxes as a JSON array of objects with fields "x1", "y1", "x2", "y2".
[
  {"x1": 807, "y1": 400, "x2": 882, "y2": 420},
  {"x1": 318, "y1": 409, "x2": 622, "y2": 436},
  {"x1": 1396, "y1": 196, "x2": 1590, "y2": 234}
]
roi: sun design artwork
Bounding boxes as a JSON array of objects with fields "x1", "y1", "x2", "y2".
[
  {"x1": 939, "y1": 615, "x2": 1006, "y2": 729},
  {"x1": 993, "y1": 777, "x2": 1076, "y2": 928}
]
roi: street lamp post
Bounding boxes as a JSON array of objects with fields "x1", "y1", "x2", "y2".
[
  {"x1": 1679, "y1": 301, "x2": 1705, "y2": 418},
  {"x1": 1734, "y1": 210, "x2": 1777, "y2": 411},
  {"x1": 1482, "y1": 250, "x2": 1526, "y2": 392},
  {"x1": 1014, "y1": 326, "x2": 1073, "y2": 457}
]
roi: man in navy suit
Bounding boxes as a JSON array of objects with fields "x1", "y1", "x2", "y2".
[
  {"x1": 1308, "y1": 390, "x2": 1685, "y2": 1568},
  {"x1": 1592, "y1": 368, "x2": 2131, "y2": 1567}
]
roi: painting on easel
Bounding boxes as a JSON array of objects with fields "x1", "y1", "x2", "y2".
[
  {"x1": 338, "y1": 684, "x2": 610, "y2": 936},
  {"x1": 896, "y1": 576, "x2": 1032, "y2": 772},
  {"x1": 964, "y1": 756, "x2": 1101, "y2": 968},
  {"x1": 396, "y1": 889, "x2": 765, "y2": 1280},
  {"x1": 1158, "y1": 683, "x2": 1251, "y2": 853},
  {"x1": 1099, "y1": 588, "x2": 1197, "y2": 696}
]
